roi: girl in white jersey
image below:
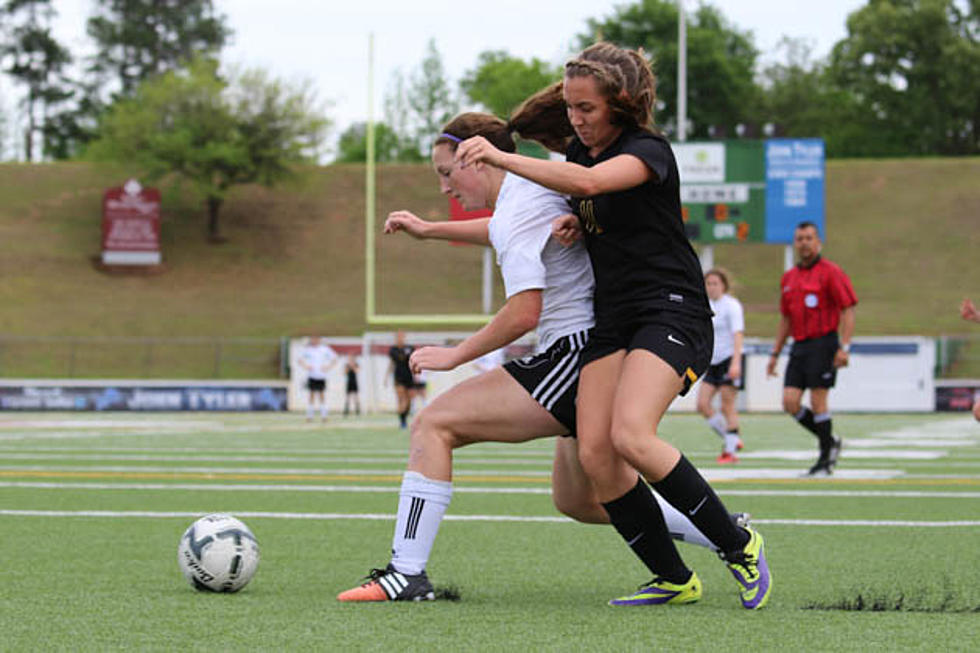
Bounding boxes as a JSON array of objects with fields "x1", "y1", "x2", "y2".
[
  {"x1": 696, "y1": 269, "x2": 746, "y2": 462},
  {"x1": 338, "y1": 113, "x2": 742, "y2": 602}
]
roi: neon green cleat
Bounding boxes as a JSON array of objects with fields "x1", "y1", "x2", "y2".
[
  {"x1": 608, "y1": 571, "x2": 702, "y2": 606},
  {"x1": 723, "y1": 527, "x2": 772, "y2": 609}
]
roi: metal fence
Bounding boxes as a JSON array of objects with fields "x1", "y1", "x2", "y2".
[{"x1": 0, "y1": 336, "x2": 288, "y2": 380}]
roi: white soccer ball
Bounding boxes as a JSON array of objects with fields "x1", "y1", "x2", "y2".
[{"x1": 177, "y1": 514, "x2": 260, "y2": 593}]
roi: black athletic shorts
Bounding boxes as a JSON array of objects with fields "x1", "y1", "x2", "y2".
[
  {"x1": 307, "y1": 378, "x2": 326, "y2": 392},
  {"x1": 503, "y1": 329, "x2": 589, "y2": 436},
  {"x1": 581, "y1": 310, "x2": 712, "y2": 396},
  {"x1": 394, "y1": 374, "x2": 413, "y2": 388},
  {"x1": 702, "y1": 356, "x2": 744, "y2": 389},
  {"x1": 785, "y1": 332, "x2": 839, "y2": 390}
]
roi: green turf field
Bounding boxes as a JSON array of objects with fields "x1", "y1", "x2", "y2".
[{"x1": 0, "y1": 412, "x2": 978, "y2": 651}]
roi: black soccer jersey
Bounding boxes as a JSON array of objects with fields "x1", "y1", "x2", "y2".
[
  {"x1": 388, "y1": 345, "x2": 414, "y2": 385},
  {"x1": 566, "y1": 129, "x2": 710, "y2": 323}
]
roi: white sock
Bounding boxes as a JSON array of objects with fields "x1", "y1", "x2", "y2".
[
  {"x1": 724, "y1": 431, "x2": 741, "y2": 454},
  {"x1": 320, "y1": 404, "x2": 328, "y2": 419},
  {"x1": 649, "y1": 487, "x2": 716, "y2": 552},
  {"x1": 706, "y1": 413, "x2": 727, "y2": 439},
  {"x1": 390, "y1": 471, "x2": 453, "y2": 575}
]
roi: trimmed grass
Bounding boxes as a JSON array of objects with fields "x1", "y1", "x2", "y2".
[{"x1": 0, "y1": 412, "x2": 978, "y2": 650}]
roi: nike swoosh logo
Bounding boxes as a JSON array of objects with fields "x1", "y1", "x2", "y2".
[
  {"x1": 667, "y1": 334, "x2": 685, "y2": 346},
  {"x1": 688, "y1": 496, "x2": 708, "y2": 515},
  {"x1": 627, "y1": 533, "x2": 644, "y2": 546}
]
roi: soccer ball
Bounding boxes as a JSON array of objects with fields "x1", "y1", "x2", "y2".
[{"x1": 177, "y1": 514, "x2": 260, "y2": 592}]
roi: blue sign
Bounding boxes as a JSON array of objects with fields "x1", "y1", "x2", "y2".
[{"x1": 764, "y1": 139, "x2": 825, "y2": 243}]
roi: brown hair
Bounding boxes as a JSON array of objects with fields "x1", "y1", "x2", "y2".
[
  {"x1": 435, "y1": 113, "x2": 516, "y2": 153},
  {"x1": 509, "y1": 42, "x2": 658, "y2": 149},
  {"x1": 704, "y1": 267, "x2": 731, "y2": 292}
]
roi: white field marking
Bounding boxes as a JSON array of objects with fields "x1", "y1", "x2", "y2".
[
  {"x1": 738, "y1": 450, "x2": 945, "y2": 460},
  {"x1": 0, "y1": 481, "x2": 550, "y2": 494},
  {"x1": 0, "y1": 452, "x2": 559, "y2": 466},
  {"x1": 843, "y1": 438, "x2": 978, "y2": 448},
  {"x1": 0, "y1": 509, "x2": 977, "y2": 528},
  {"x1": 702, "y1": 468, "x2": 903, "y2": 480},
  {"x1": 5, "y1": 481, "x2": 980, "y2": 499},
  {"x1": 866, "y1": 417, "x2": 980, "y2": 441},
  {"x1": 0, "y1": 445, "x2": 556, "y2": 458},
  {"x1": 0, "y1": 464, "x2": 554, "y2": 477},
  {"x1": 0, "y1": 419, "x2": 221, "y2": 429},
  {"x1": 0, "y1": 464, "x2": 909, "y2": 481}
]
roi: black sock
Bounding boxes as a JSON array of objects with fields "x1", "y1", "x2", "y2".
[
  {"x1": 398, "y1": 411, "x2": 408, "y2": 427},
  {"x1": 651, "y1": 455, "x2": 749, "y2": 557},
  {"x1": 602, "y1": 477, "x2": 690, "y2": 584},
  {"x1": 794, "y1": 407, "x2": 818, "y2": 436},
  {"x1": 813, "y1": 414, "x2": 834, "y2": 457}
]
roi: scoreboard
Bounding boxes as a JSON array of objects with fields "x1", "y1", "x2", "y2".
[{"x1": 674, "y1": 138, "x2": 825, "y2": 244}]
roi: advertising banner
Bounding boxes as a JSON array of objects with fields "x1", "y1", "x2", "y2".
[{"x1": 0, "y1": 385, "x2": 287, "y2": 412}]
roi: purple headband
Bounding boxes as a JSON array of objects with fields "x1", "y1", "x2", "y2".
[{"x1": 439, "y1": 132, "x2": 463, "y2": 143}]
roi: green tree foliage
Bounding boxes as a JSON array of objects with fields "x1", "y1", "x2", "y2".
[
  {"x1": 460, "y1": 50, "x2": 561, "y2": 118},
  {"x1": 406, "y1": 39, "x2": 458, "y2": 155},
  {"x1": 87, "y1": 0, "x2": 230, "y2": 96},
  {"x1": 0, "y1": 0, "x2": 72, "y2": 160},
  {"x1": 334, "y1": 121, "x2": 424, "y2": 163},
  {"x1": 579, "y1": 0, "x2": 759, "y2": 138},
  {"x1": 757, "y1": 38, "x2": 866, "y2": 156},
  {"x1": 86, "y1": 58, "x2": 329, "y2": 241},
  {"x1": 829, "y1": 0, "x2": 980, "y2": 155}
]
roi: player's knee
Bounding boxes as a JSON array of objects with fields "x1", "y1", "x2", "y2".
[
  {"x1": 695, "y1": 397, "x2": 712, "y2": 417},
  {"x1": 608, "y1": 422, "x2": 651, "y2": 468},
  {"x1": 553, "y1": 494, "x2": 608, "y2": 524},
  {"x1": 782, "y1": 396, "x2": 801, "y2": 414},
  {"x1": 408, "y1": 407, "x2": 460, "y2": 450}
]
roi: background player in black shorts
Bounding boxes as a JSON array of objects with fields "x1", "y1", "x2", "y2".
[
  {"x1": 343, "y1": 354, "x2": 360, "y2": 416},
  {"x1": 386, "y1": 330, "x2": 415, "y2": 428},
  {"x1": 767, "y1": 222, "x2": 858, "y2": 476}
]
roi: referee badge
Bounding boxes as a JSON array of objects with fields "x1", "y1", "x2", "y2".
[{"x1": 804, "y1": 293, "x2": 819, "y2": 308}]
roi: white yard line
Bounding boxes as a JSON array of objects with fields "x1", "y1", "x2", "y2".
[
  {"x1": 3, "y1": 480, "x2": 980, "y2": 498},
  {"x1": 0, "y1": 508, "x2": 975, "y2": 528}
]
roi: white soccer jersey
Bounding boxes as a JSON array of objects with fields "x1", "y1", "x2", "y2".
[
  {"x1": 488, "y1": 173, "x2": 595, "y2": 351},
  {"x1": 709, "y1": 293, "x2": 745, "y2": 364},
  {"x1": 302, "y1": 343, "x2": 338, "y2": 380}
]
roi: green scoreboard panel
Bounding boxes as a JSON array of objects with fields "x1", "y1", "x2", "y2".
[{"x1": 675, "y1": 140, "x2": 767, "y2": 243}]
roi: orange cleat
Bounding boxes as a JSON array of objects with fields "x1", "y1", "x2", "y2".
[{"x1": 717, "y1": 452, "x2": 739, "y2": 464}]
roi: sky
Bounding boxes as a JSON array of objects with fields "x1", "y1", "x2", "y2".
[{"x1": 44, "y1": 0, "x2": 867, "y2": 155}]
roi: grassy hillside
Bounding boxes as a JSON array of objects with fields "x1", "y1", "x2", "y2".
[{"x1": 1, "y1": 157, "x2": 978, "y2": 345}]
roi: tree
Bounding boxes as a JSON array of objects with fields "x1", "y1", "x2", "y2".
[
  {"x1": 405, "y1": 39, "x2": 458, "y2": 155},
  {"x1": 460, "y1": 50, "x2": 561, "y2": 118},
  {"x1": 335, "y1": 122, "x2": 424, "y2": 163},
  {"x1": 579, "y1": 0, "x2": 760, "y2": 138},
  {"x1": 86, "y1": 58, "x2": 330, "y2": 241},
  {"x1": 0, "y1": 0, "x2": 72, "y2": 160},
  {"x1": 829, "y1": 0, "x2": 980, "y2": 155},
  {"x1": 87, "y1": 0, "x2": 230, "y2": 97}
]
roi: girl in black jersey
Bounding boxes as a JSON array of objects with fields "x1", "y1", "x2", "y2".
[{"x1": 456, "y1": 43, "x2": 771, "y2": 609}]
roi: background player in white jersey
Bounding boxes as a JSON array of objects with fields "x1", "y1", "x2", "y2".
[
  {"x1": 338, "y1": 113, "x2": 743, "y2": 602},
  {"x1": 960, "y1": 298, "x2": 980, "y2": 421},
  {"x1": 297, "y1": 335, "x2": 338, "y2": 422},
  {"x1": 696, "y1": 269, "x2": 746, "y2": 463}
]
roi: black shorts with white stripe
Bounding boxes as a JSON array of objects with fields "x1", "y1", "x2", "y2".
[{"x1": 503, "y1": 329, "x2": 589, "y2": 436}]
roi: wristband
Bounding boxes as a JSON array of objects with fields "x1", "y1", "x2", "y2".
[{"x1": 841, "y1": 344, "x2": 851, "y2": 354}]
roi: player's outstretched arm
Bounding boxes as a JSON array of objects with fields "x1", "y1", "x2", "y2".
[
  {"x1": 409, "y1": 289, "x2": 542, "y2": 373},
  {"x1": 384, "y1": 211, "x2": 491, "y2": 246}
]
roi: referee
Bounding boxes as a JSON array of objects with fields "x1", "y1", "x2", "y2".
[{"x1": 767, "y1": 221, "x2": 857, "y2": 476}]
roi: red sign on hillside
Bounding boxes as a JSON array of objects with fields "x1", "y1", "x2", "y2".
[{"x1": 101, "y1": 179, "x2": 161, "y2": 265}]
